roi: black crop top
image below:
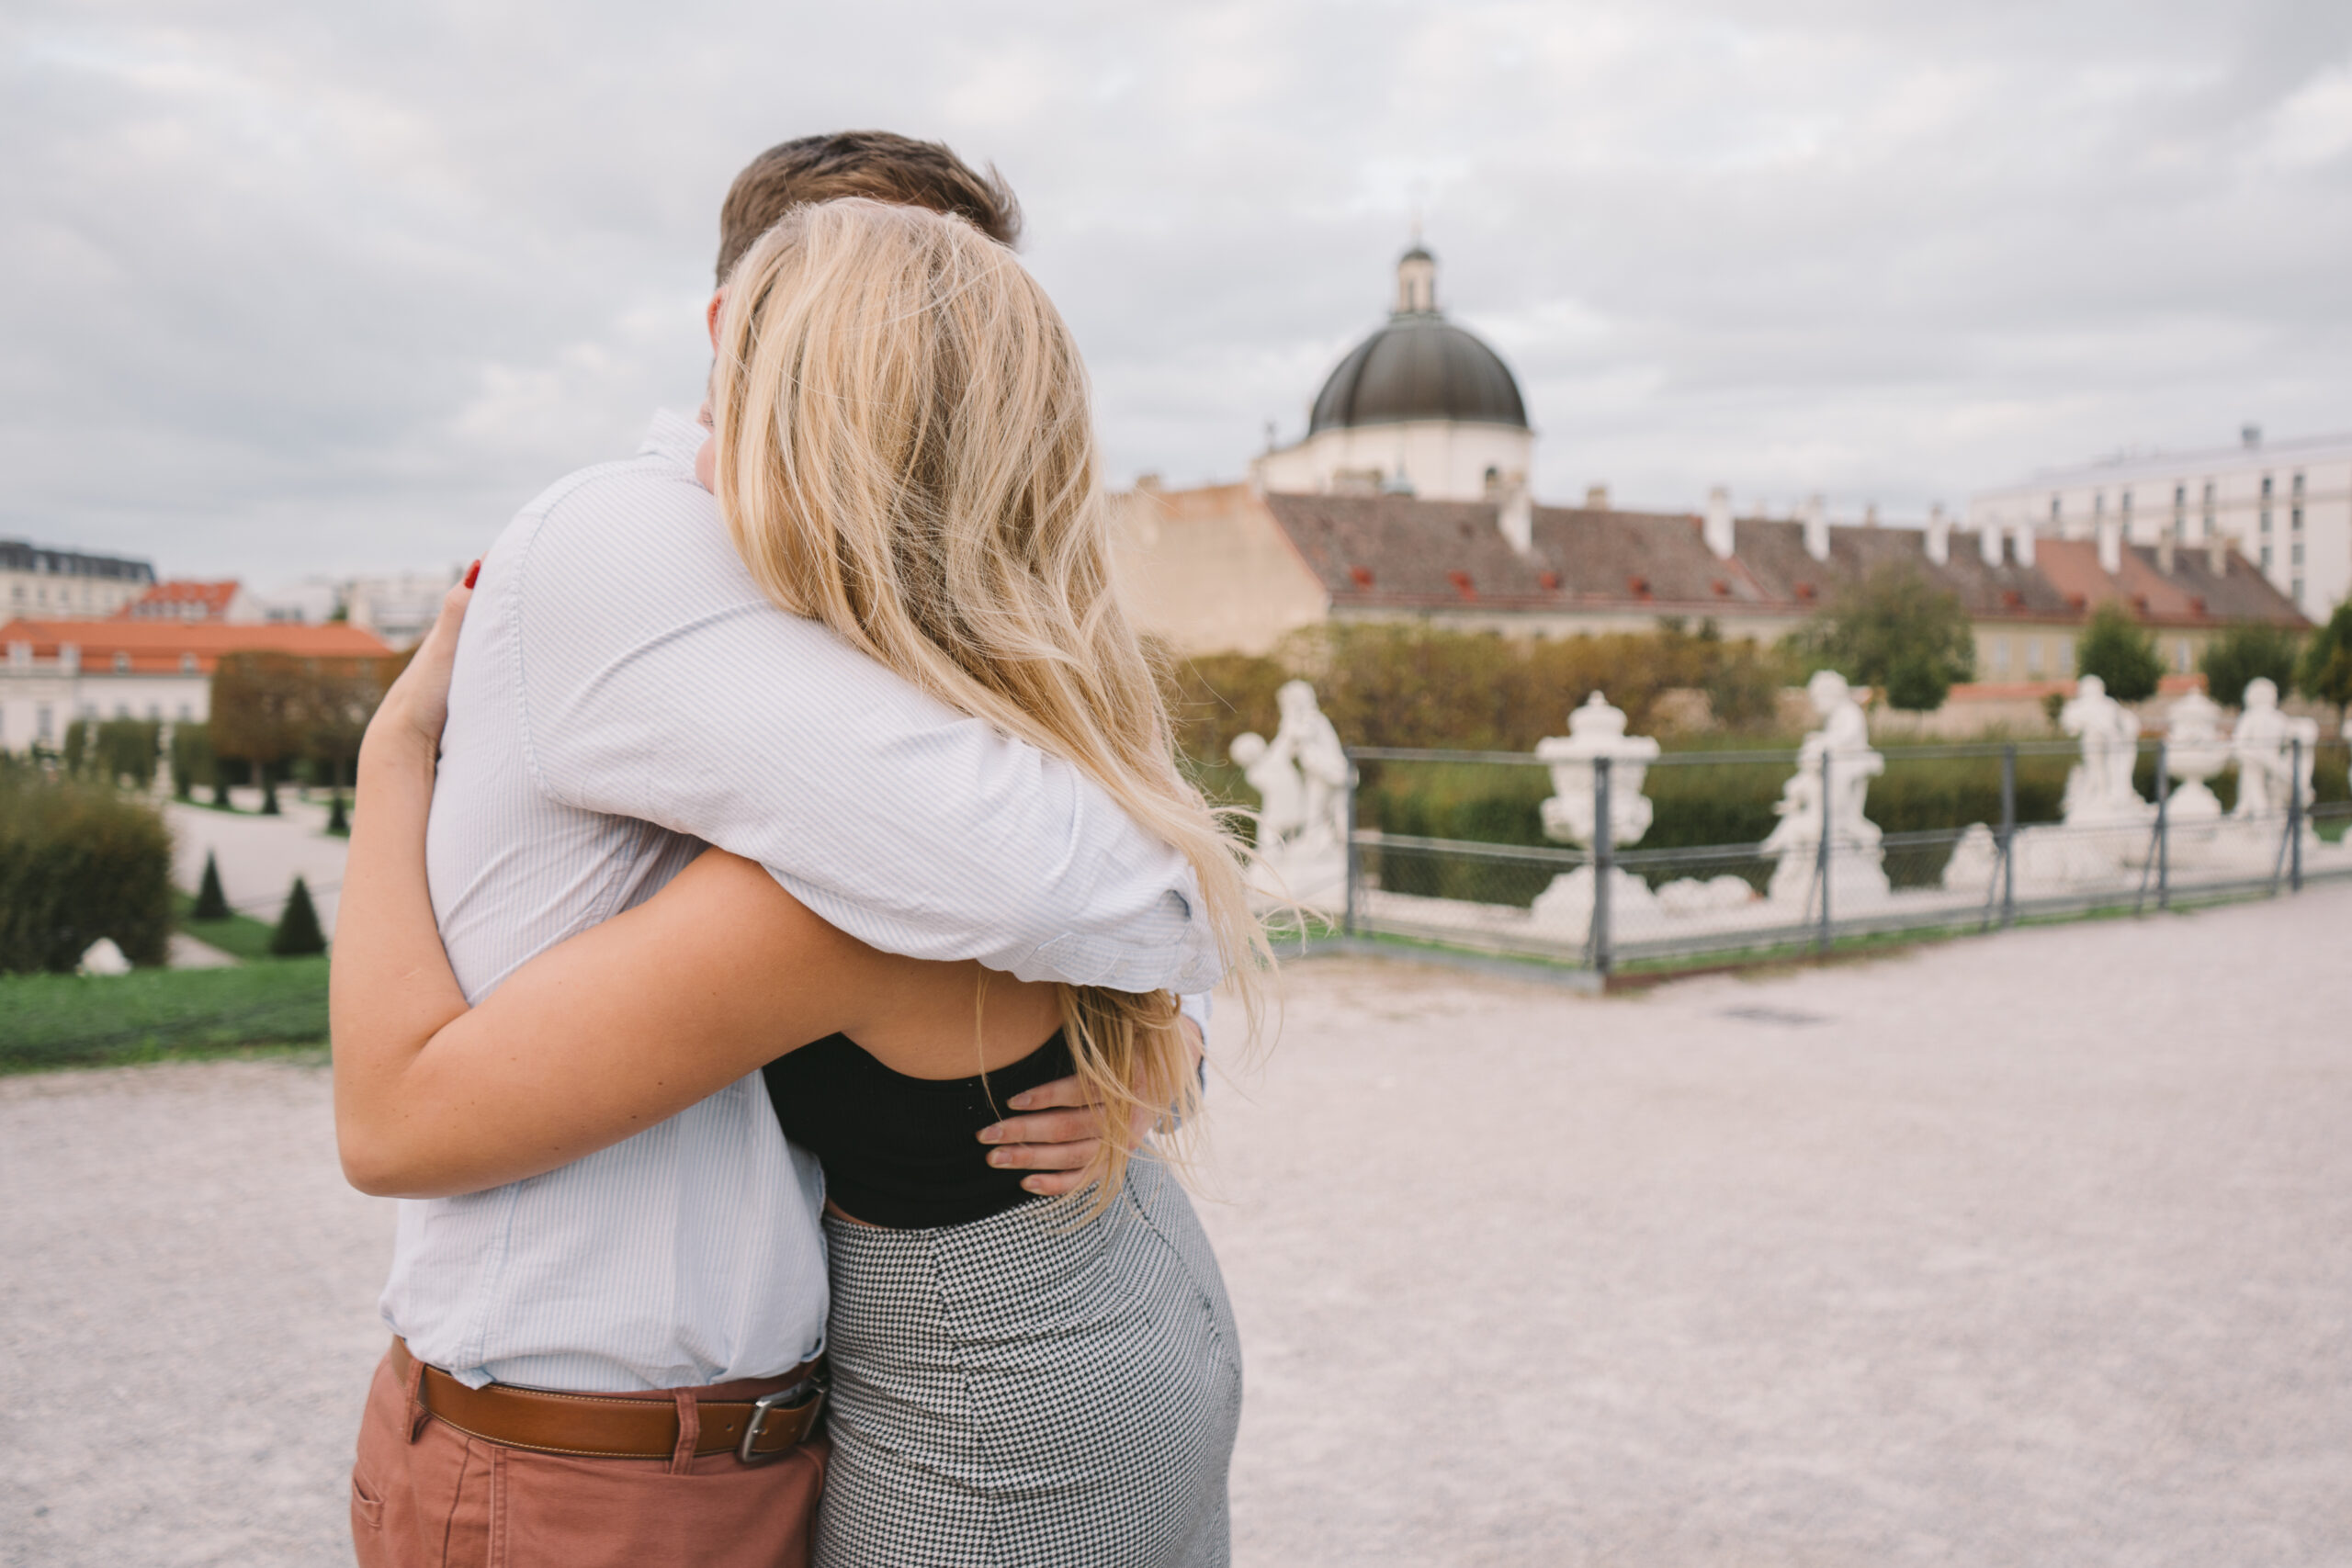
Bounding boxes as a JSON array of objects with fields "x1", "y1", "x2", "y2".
[{"x1": 762, "y1": 1031, "x2": 1076, "y2": 1228}]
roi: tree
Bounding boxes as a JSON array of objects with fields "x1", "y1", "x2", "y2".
[
  {"x1": 2199, "y1": 622, "x2": 2302, "y2": 709},
  {"x1": 169, "y1": 722, "x2": 216, "y2": 802},
  {"x1": 303, "y1": 658, "x2": 387, "y2": 834},
  {"x1": 210, "y1": 653, "x2": 311, "y2": 814},
  {"x1": 1788, "y1": 564, "x2": 1975, "y2": 712},
  {"x1": 193, "y1": 851, "x2": 231, "y2": 921},
  {"x1": 2299, "y1": 600, "x2": 2352, "y2": 726},
  {"x1": 2075, "y1": 602, "x2": 2165, "y2": 703},
  {"x1": 270, "y1": 874, "x2": 326, "y2": 956}
]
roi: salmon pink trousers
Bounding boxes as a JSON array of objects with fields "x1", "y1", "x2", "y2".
[{"x1": 350, "y1": 1348, "x2": 827, "y2": 1568}]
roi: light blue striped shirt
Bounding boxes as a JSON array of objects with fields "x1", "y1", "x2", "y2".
[{"x1": 381, "y1": 412, "x2": 1219, "y2": 1391}]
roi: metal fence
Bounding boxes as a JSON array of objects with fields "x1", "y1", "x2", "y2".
[{"x1": 1334, "y1": 737, "x2": 2352, "y2": 977}]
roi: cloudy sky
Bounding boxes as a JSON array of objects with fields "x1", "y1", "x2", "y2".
[{"x1": 6, "y1": 0, "x2": 2350, "y2": 583}]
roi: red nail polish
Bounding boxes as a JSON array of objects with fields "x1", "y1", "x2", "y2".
[{"x1": 463, "y1": 559, "x2": 481, "y2": 589}]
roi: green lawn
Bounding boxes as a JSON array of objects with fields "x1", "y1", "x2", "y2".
[
  {"x1": 0, "y1": 959, "x2": 330, "y2": 1072},
  {"x1": 174, "y1": 890, "x2": 282, "y2": 963}
]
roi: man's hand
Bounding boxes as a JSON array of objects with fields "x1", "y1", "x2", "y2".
[{"x1": 976, "y1": 1018, "x2": 1204, "y2": 1197}]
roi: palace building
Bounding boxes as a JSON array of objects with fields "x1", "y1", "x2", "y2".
[{"x1": 1113, "y1": 243, "x2": 2310, "y2": 684}]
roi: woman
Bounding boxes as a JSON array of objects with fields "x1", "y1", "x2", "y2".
[{"x1": 335, "y1": 198, "x2": 1265, "y2": 1565}]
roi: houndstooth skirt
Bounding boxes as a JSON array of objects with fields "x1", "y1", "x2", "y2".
[{"x1": 812, "y1": 1156, "x2": 1242, "y2": 1568}]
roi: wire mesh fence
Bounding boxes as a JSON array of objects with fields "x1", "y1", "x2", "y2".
[{"x1": 1336, "y1": 737, "x2": 2352, "y2": 976}]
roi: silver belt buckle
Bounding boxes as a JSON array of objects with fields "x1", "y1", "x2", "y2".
[{"x1": 738, "y1": 1378, "x2": 825, "y2": 1465}]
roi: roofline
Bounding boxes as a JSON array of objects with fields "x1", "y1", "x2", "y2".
[{"x1": 1984, "y1": 430, "x2": 2352, "y2": 491}]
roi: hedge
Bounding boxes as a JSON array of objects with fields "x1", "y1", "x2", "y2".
[{"x1": 0, "y1": 766, "x2": 175, "y2": 974}]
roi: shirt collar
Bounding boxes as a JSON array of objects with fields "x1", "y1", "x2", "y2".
[{"x1": 639, "y1": 409, "x2": 707, "y2": 476}]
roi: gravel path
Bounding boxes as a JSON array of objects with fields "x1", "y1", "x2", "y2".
[{"x1": 5, "y1": 886, "x2": 2348, "y2": 1566}]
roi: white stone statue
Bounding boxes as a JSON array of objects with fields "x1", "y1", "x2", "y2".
[
  {"x1": 1229, "y1": 680, "x2": 1351, "y2": 906},
  {"x1": 1762, "y1": 670, "x2": 1888, "y2": 906},
  {"x1": 2230, "y1": 677, "x2": 2319, "y2": 822},
  {"x1": 2155, "y1": 687, "x2": 2231, "y2": 835},
  {"x1": 1535, "y1": 691, "x2": 1660, "y2": 847},
  {"x1": 1227, "y1": 732, "x2": 1304, "y2": 848},
  {"x1": 2058, "y1": 674, "x2": 2152, "y2": 827}
]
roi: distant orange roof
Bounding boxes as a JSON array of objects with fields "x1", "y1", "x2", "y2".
[
  {"x1": 117, "y1": 580, "x2": 242, "y2": 620},
  {"x1": 0, "y1": 617, "x2": 390, "y2": 676}
]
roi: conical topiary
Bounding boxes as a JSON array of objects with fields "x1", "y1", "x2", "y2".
[
  {"x1": 270, "y1": 874, "x2": 326, "y2": 956},
  {"x1": 326, "y1": 792, "x2": 348, "y2": 835},
  {"x1": 193, "y1": 852, "x2": 230, "y2": 921}
]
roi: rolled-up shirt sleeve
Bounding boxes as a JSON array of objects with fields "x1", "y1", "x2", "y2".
[{"x1": 508, "y1": 485, "x2": 1223, "y2": 994}]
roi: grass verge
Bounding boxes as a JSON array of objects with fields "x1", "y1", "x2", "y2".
[
  {"x1": 174, "y1": 890, "x2": 281, "y2": 963},
  {"x1": 0, "y1": 958, "x2": 330, "y2": 1073}
]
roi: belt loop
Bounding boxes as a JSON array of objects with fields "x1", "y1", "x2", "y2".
[
  {"x1": 402, "y1": 1346, "x2": 430, "y2": 1445},
  {"x1": 668, "y1": 1389, "x2": 700, "y2": 1474}
]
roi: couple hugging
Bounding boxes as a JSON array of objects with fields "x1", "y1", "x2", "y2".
[{"x1": 332, "y1": 130, "x2": 1266, "y2": 1568}]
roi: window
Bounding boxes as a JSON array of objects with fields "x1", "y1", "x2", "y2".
[
  {"x1": 2291, "y1": 506, "x2": 2303, "y2": 532},
  {"x1": 36, "y1": 705, "x2": 52, "y2": 742},
  {"x1": 2291, "y1": 543, "x2": 2304, "y2": 568},
  {"x1": 2120, "y1": 490, "x2": 2133, "y2": 525},
  {"x1": 145, "y1": 704, "x2": 160, "y2": 720},
  {"x1": 2292, "y1": 471, "x2": 2304, "y2": 498},
  {"x1": 175, "y1": 704, "x2": 191, "y2": 721},
  {"x1": 2262, "y1": 475, "x2": 2274, "y2": 499},
  {"x1": 2177, "y1": 640, "x2": 2192, "y2": 674},
  {"x1": 112, "y1": 650, "x2": 130, "y2": 672},
  {"x1": 2027, "y1": 638, "x2": 2045, "y2": 676},
  {"x1": 113, "y1": 704, "x2": 130, "y2": 719},
  {"x1": 2057, "y1": 640, "x2": 2075, "y2": 675},
  {"x1": 2292, "y1": 579, "x2": 2303, "y2": 603},
  {"x1": 1992, "y1": 637, "x2": 2011, "y2": 676},
  {"x1": 178, "y1": 652, "x2": 198, "y2": 673},
  {"x1": 2261, "y1": 545, "x2": 2274, "y2": 569},
  {"x1": 2050, "y1": 496, "x2": 2062, "y2": 527}
]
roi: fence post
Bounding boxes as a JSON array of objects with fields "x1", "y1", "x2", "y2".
[
  {"x1": 2154, "y1": 739, "x2": 2170, "y2": 911},
  {"x1": 1340, "y1": 750, "x2": 1359, "y2": 937},
  {"x1": 2290, "y1": 736, "x2": 2304, "y2": 894},
  {"x1": 1816, "y1": 749, "x2": 1834, "y2": 953},
  {"x1": 1999, "y1": 743, "x2": 2018, "y2": 927},
  {"x1": 1592, "y1": 756, "x2": 1613, "y2": 977}
]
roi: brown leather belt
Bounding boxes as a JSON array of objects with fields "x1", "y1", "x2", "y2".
[{"x1": 390, "y1": 1338, "x2": 824, "y2": 1463}]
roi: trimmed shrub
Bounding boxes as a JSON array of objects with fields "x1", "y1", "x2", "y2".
[
  {"x1": 0, "y1": 768, "x2": 175, "y2": 974},
  {"x1": 193, "y1": 852, "x2": 230, "y2": 921},
  {"x1": 270, "y1": 875, "x2": 327, "y2": 957}
]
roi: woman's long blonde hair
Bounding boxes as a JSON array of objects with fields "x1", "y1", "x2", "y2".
[{"x1": 710, "y1": 197, "x2": 1267, "y2": 1198}]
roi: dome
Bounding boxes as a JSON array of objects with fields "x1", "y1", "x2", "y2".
[{"x1": 1306, "y1": 245, "x2": 1529, "y2": 435}]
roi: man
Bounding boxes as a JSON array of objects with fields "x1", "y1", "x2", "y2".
[{"x1": 349, "y1": 133, "x2": 1216, "y2": 1568}]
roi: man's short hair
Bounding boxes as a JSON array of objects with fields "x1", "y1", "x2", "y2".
[{"x1": 716, "y1": 130, "x2": 1023, "y2": 284}]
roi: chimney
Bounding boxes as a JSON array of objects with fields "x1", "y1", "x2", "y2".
[
  {"x1": 1498, "y1": 477, "x2": 1533, "y2": 553},
  {"x1": 2158, "y1": 527, "x2": 2177, "y2": 576},
  {"x1": 59, "y1": 642, "x2": 79, "y2": 675},
  {"x1": 1863, "y1": 502, "x2": 1880, "y2": 528},
  {"x1": 2208, "y1": 529, "x2": 2230, "y2": 574},
  {"x1": 1703, "y1": 486, "x2": 1735, "y2": 559},
  {"x1": 1980, "y1": 520, "x2": 2003, "y2": 567},
  {"x1": 1926, "y1": 504, "x2": 1950, "y2": 566},
  {"x1": 2098, "y1": 516, "x2": 2122, "y2": 575},
  {"x1": 2013, "y1": 519, "x2": 2036, "y2": 568},
  {"x1": 1585, "y1": 483, "x2": 1611, "y2": 511},
  {"x1": 2241, "y1": 423, "x2": 2262, "y2": 451},
  {"x1": 1802, "y1": 493, "x2": 1829, "y2": 562}
]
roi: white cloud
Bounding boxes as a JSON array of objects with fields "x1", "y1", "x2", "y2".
[{"x1": 0, "y1": 0, "x2": 2347, "y2": 577}]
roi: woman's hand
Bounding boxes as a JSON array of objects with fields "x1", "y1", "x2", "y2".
[{"x1": 364, "y1": 564, "x2": 477, "y2": 762}]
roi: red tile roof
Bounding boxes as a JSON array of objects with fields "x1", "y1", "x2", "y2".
[
  {"x1": 1258, "y1": 493, "x2": 2308, "y2": 629},
  {"x1": 0, "y1": 618, "x2": 391, "y2": 675},
  {"x1": 116, "y1": 581, "x2": 241, "y2": 620}
]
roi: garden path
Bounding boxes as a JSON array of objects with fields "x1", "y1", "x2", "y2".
[{"x1": 4, "y1": 886, "x2": 2348, "y2": 1566}]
